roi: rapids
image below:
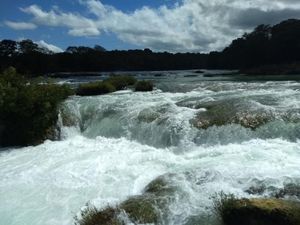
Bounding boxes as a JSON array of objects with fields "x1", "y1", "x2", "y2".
[{"x1": 1, "y1": 71, "x2": 300, "y2": 225}]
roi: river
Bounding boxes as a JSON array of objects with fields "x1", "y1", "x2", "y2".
[{"x1": 1, "y1": 70, "x2": 300, "y2": 225}]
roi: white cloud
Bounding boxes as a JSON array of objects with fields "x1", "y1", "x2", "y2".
[
  {"x1": 36, "y1": 40, "x2": 63, "y2": 53},
  {"x1": 5, "y1": 21, "x2": 37, "y2": 30},
  {"x1": 20, "y1": 5, "x2": 100, "y2": 36},
  {"x1": 14, "y1": 0, "x2": 300, "y2": 52}
]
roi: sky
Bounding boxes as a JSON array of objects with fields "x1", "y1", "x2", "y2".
[{"x1": 1, "y1": 0, "x2": 300, "y2": 53}]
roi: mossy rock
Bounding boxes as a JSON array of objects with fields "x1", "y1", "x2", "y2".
[
  {"x1": 120, "y1": 196, "x2": 160, "y2": 224},
  {"x1": 135, "y1": 80, "x2": 154, "y2": 92},
  {"x1": 75, "y1": 206, "x2": 123, "y2": 225},
  {"x1": 76, "y1": 196, "x2": 162, "y2": 225},
  {"x1": 144, "y1": 174, "x2": 177, "y2": 196},
  {"x1": 190, "y1": 99, "x2": 273, "y2": 130},
  {"x1": 220, "y1": 198, "x2": 300, "y2": 225},
  {"x1": 76, "y1": 174, "x2": 177, "y2": 225}
]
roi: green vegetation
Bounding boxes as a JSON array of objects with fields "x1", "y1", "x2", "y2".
[
  {"x1": 213, "y1": 193, "x2": 300, "y2": 225},
  {"x1": 0, "y1": 67, "x2": 73, "y2": 146},
  {"x1": 105, "y1": 75, "x2": 137, "y2": 91},
  {"x1": 76, "y1": 75, "x2": 138, "y2": 96},
  {"x1": 76, "y1": 82, "x2": 116, "y2": 96},
  {"x1": 135, "y1": 80, "x2": 154, "y2": 92}
]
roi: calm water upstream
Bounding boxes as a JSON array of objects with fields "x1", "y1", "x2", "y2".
[{"x1": 1, "y1": 70, "x2": 300, "y2": 225}]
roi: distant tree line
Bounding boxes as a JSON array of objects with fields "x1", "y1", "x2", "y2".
[{"x1": 1, "y1": 19, "x2": 300, "y2": 75}]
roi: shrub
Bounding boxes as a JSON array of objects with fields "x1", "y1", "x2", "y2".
[
  {"x1": 0, "y1": 67, "x2": 73, "y2": 146},
  {"x1": 135, "y1": 80, "x2": 154, "y2": 92},
  {"x1": 105, "y1": 75, "x2": 137, "y2": 90},
  {"x1": 76, "y1": 81, "x2": 116, "y2": 96}
]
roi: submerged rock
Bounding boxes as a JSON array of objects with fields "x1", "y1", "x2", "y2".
[
  {"x1": 245, "y1": 183, "x2": 300, "y2": 199},
  {"x1": 137, "y1": 108, "x2": 161, "y2": 123},
  {"x1": 275, "y1": 183, "x2": 300, "y2": 199},
  {"x1": 190, "y1": 99, "x2": 274, "y2": 130},
  {"x1": 220, "y1": 198, "x2": 300, "y2": 225}
]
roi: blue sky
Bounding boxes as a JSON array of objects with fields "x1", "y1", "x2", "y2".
[
  {"x1": 1, "y1": 0, "x2": 299, "y2": 53},
  {"x1": 0, "y1": 0, "x2": 166, "y2": 51}
]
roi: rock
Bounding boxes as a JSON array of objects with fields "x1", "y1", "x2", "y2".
[
  {"x1": 120, "y1": 196, "x2": 160, "y2": 224},
  {"x1": 245, "y1": 183, "x2": 300, "y2": 199},
  {"x1": 120, "y1": 174, "x2": 177, "y2": 223},
  {"x1": 190, "y1": 99, "x2": 273, "y2": 130},
  {"x1": 220, "y1": 198, "x2": 300, "y2": 225},
  {"x1": 137, "y1": 108, "x2": 160, "y2": 123},
  {"x1": 75, "y1": 206, "x2": 123, "y2": 225},
  {"x1": 144, "y1": 174, "x2": 176, "y2": 195},
  {"x1": 274, "y1": 184, "x2": 300, "y2": 199}
]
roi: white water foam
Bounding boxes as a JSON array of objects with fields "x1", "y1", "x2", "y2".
[
  {"x1": 0, "y1": 136, "x2": 299, "y2": 225},
  {"x1": 1, "y1": 79, "x2": 300, "y2": 225}
]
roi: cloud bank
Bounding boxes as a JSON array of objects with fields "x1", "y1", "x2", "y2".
[{"x1": 6, "y1": 0, "x2": 300, "y2": 52}]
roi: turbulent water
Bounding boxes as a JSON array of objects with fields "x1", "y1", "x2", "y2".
[{"x1": 1, "y1": 70, "x2": 300, "y2": 225}]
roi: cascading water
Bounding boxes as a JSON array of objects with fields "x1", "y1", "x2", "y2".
[{"x1": 1, "y1": 71, "x2": 300, "y2": 225}]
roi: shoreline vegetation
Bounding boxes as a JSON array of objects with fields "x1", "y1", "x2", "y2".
[
  {"x1": 0, "y1": 67, "x2": 74, "y2": 147},
  {"x1": 1, "y1": 19, "x2": 300, "y2": 76},
  {"x1": 0, "y1": 68, "x2": 154, "y2": 147},
  {"x1": 76, "y1": 76, "x2": 153, "y2": 96}
]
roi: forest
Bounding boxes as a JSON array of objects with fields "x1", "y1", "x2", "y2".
[{"x1": 1, "y1": 19, "x2": 300, "y2": 75}]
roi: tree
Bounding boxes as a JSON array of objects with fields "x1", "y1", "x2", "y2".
[
  {"x1": 0, "y1": 40, "x2": 17, "y2": 57},
  {"x1": 19, "y1": 39, "x2": 40, "y2": 54},
  {"x1": 94, "y1": 45, "x2": 106, "y2": 52}
]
